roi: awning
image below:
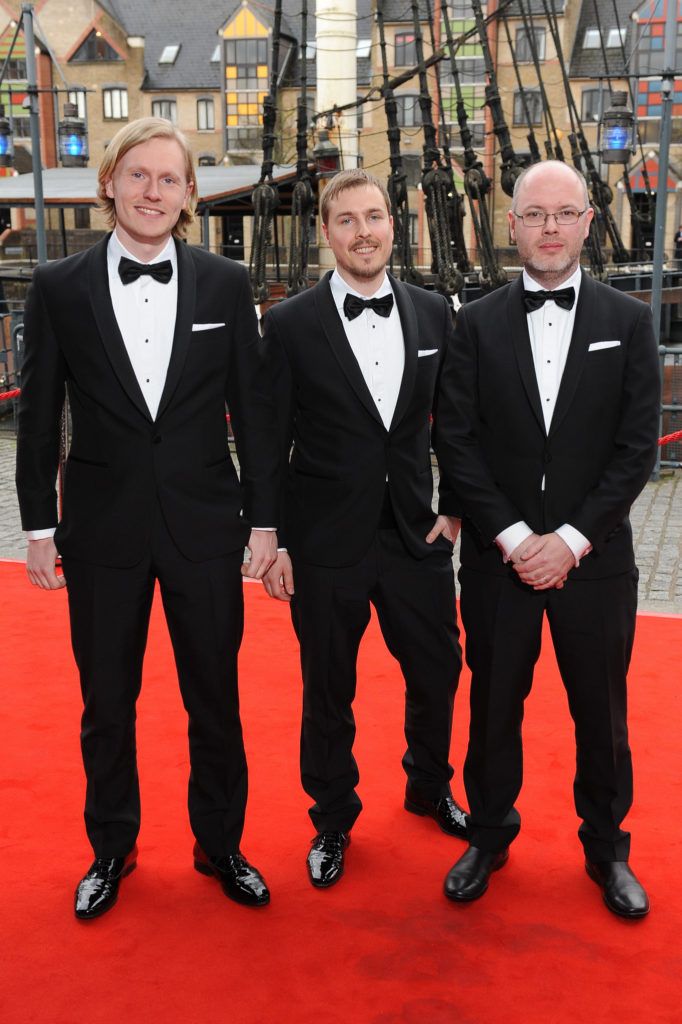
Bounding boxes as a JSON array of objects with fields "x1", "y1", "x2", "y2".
[{"x1": 0, "y1": 164, "x2": 298, "y2": 212}]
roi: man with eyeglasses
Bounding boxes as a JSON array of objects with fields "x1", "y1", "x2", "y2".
[{"x1": 434, "y1": 160, "x2": 659, "y2": 917}]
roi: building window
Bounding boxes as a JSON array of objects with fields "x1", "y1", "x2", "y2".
[
  {"x1": 636, "y1": 21, "x2": 682, "y2": 75},
  {"x1": 356, "y1": 98, "x2": 364, "y2": 130},
  {"x1": 513, "y1": 89, "x2": 543, "y2": 126},
  {"x1": 71, "y1": 30, "x2": 121, "y2": 62},
  {"x1": 395, "y1": 94, "x2": 421, "y2": 127},
  {"x1": 583, "y1": 28, "x2": 601, "y2": 49},
  {"x1": 198, "y1": 153, "x2": 216, "y2": 166},
  {"x1": 224, "y1": 37, "x2": 268, "y2": 147},
  {"x1": 452, "y1": 57, "x2": 485, "y2": 81},
  {"x1": 606, "y1": 27, "x2": 626, "y2": 48},
  {"x1": 103, "y1": 87, "x2": 128, "y2": 120},
  {"x1": 449, "y1": 0, "x2": 480, "y2": 17},
  {"x1": 197, "y1": 98, "x2": 215, "y2": 131},
  {"x1": 152, "y1": 99, "x2": 177, "y2": 124},
  {"x1": 5, "y1": 58, "x2": 27, "y2": 80},
  {"x1": 68, "y1": 90, "x2": 87, "y2": 119},
  {"x1": 395, "y1": 32, "x2": 416, "y2": 67},
  {"x1": 159, "y1": 45, "x2": 180, "y2": 65},
  {"x1": 225, "y1": 38, "x2": 268, "y2": 90},
  {"x1": 581, "y1": 88, "x2": 603, "y2": 123},
  {"x1": 12, "y1": 117, "x2": 31, "y2": 137},
  {"x1": 515, "y1": 26, "x2": 545, "y2": 62}
]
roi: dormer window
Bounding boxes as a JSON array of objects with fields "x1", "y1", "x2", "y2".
[{"x1": 159, "y1": 45, "x2": 180, "y2": 65}]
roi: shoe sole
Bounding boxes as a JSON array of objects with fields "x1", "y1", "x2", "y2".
[
  {"x1": 584, "y1": 862, "x2": 649, "y2": 919},
  {"x1": 193, "y1": 859, "x2": 270, "y2": 907},
  {"x1": 404, "y1": 799, "x2": 468, "y2": 839},
  {"x1": 444, "y1": 850, "x2": 509, "y2": 903},
  {"x1": 74, "y1": 861, "x2": 137, "y2": 921}
]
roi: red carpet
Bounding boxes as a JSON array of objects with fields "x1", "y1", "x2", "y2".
[{"x1": 1, "y1": 559, "x2": 681, "y2": 1024}]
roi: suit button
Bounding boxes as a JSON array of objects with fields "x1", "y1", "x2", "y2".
[
  {"x1": 153, "y1": 435, "x2": 162, "y2": 445},
  {"x1": 544, "y1": 451, "x2": 552, "y2": 464}
]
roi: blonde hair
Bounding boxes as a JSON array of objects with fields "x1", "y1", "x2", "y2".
[
  {"x1": 320, "y1": 169, "x2": 391, "y2": 225},
  {"x1": 97, "y1": 117, "x2": 198, "y2": 237}
]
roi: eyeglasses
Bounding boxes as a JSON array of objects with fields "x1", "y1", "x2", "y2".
[{"x1": 513, "y1": 208, "x2": 588, "y2": 227}]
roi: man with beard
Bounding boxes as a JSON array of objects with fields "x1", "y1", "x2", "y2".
[
  {"x1": 261, "y1": 169, "x2": 466, "y2": 887},
  {"x1": 436, "y1": 161, "x2": 659, "y2": 917}
]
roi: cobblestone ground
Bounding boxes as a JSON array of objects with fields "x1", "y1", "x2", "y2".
[{"x1": 1, "y1": 431, "x2": 680, "y2": 614}]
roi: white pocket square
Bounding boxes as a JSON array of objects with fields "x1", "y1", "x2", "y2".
[
  {"x1": 588, "y1": 340, "x2": 620, "y2": 352},
  {"x1": 418, "y1": 348, "x2": 438, "y2": 357},
  {"x1": 192, "y1": 322, "x2": 225, "y2": 332}
]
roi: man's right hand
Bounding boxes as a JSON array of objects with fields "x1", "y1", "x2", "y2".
[
  {"x1": 26, "y1": 537, "x2": 66, "y2": 590},
  {"x1": 262, "y1": 552, "x2": 295, "y2": 601}
]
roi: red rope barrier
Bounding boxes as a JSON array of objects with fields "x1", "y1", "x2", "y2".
[
  {"x1": 658, "y1": 429, "x2": 682, "y2": 447},
  {"x1": 0, "y1": 388, "x2": 20, "y2": 402}
]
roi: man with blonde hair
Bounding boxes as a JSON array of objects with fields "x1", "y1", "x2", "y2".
[
  {"x1": 262, "y1": 169, "x2": 465, "y2": 888},
  {"x1": 16, "y1": 117, "x2": 279, "y2": 917}
]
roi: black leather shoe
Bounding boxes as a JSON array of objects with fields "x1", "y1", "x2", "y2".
[
  {"x1": 193, "y1": 843, "x2": 270, "y2": 907},
  {"x1": 404, "y1": 786, "x2": 468, "y2": 838},
  {"x1": 307, "y1": 831, "x2": 350, "y2": 888},
  {"x1": 444, "y1": 844, "x2": 509, "y2": 902},
  {"x1": 585, "y1": 859, "x2": 650, "y2": 919},
  {"x1": 74, "y1": 846, "x2": 138, "y2": 920}
]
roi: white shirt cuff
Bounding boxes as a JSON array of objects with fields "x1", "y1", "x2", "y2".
[
  {"x1": 26, "y1": 528, "x2": 57, "y2": 541},
  {"x1": 495, "y1": 522, "x2": 533, "y2": 562},
  {"x1": 251, "y1": 527, "x2": 276, "y2": 531},
  {"x1": 555, "y1": 524, "x2": 592, "y2": 566}
]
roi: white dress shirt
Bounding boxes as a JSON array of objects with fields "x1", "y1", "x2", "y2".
[
  {"x1": 496, "y1": 265, "x2": 591, "y2": 565},
  {"x1": 107, "y1": 231, "x2": 177, "y2": 421},
  {"x1": 330, "y1": 269, "x2": 404, "y2": 430}
]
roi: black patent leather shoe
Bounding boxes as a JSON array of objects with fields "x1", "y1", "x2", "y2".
[
  {"x1": 404, "y1": 786, "x2": 468, "y2": 838},
  {"x1": 444, "y1": 844, "x2": 509, "y2": 902},
  {"x1": 585, "y1": 860, "x2": 650, "y2": 919},
  {"x1": 74, "y1": 845, "x2": 138, "y2": 920},
  {"x1": 307, "y1": 831, "x2": 350, "y2": 888},
  {"x1": 193, "y1": 843, "x2": 270, "y2": 907}
]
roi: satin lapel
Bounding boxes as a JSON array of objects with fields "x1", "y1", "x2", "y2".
[
  {"x1": 388, "y1": 273, "x2": 418, "y2": 432},
  {"x1": 88, "y1": 235, "x2": 152, "y2": 422},
  {"x1": 313, "y1": 272, "x2": 385, "y2": 429},
  {"x1": 549, "y1": 270, "x2": 594, "y2": 438},
  {"x1": 156, "y1": 239, "x2": 196, "y2": 420},
  {"x1": 509, "y1": 275, "x2": 545, "y2": 435}
]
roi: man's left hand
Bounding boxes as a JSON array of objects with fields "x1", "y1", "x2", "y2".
[
  {"x1": 242, "y1": 530, "x2": 278, "y2": 579},
  {"x1": 513, "y1": 532, "x2": 575, "y2": 590},
  {"x1": 426, "y1": 515, "x2": 461, "y2": 545}
]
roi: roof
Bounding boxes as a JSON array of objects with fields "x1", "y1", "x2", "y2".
[
  {"x1": 569, "y1": 0, "x2": 634, "y2": 79},
  {"x1": 93, "y1": 0, "x2": 373, "y2": 92},
  {"x1": 0, "y1": 164, "x2": 296, "y2": 210}
]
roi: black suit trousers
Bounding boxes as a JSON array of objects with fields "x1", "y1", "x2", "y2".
[
  {"x1": 62, "y1": 500, "x2": 247, "y2": 858},
  {"x1": 290, "y1": 528, "x2": 461, "y2": 833},
  {"x1": 459, "y1": 567, "x2": 638, "y2": 862}
]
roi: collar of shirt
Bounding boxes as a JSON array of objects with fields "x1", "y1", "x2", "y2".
[
  {"x1": 522, "y1": 264, "x2": 582, "y2": 307},
  {"x1": 107, "y1": 231, "x2": 177, "y2": 278},
  {"x1": 330, "y1": 268, "x2": 394, "y2": 312}
]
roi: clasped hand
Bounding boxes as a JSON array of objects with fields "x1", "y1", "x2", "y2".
[{"x1": 509, "y1": 532, "x2": 575, "y2": 590}]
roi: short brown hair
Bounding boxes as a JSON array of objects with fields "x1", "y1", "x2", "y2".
[
  {"x1": 97, "y1": 117, "x2": 198, "y2": 237},
  {"x1": 319, "y1": 169, "x2": 391, "y2": 225}
]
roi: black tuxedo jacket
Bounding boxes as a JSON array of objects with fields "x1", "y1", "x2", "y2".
[
  {"x1": 16, "y1": 235, "x2": 278, "y2": 567},
  {"x1": 262, "y1": 271, "x2": 458, "y2": 567},
  {"x1": 434, "y1": 271, "x2": 660, "y2": 579}
]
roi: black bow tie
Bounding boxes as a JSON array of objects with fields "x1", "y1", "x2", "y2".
[
  {"x1": 118, "y1": 256, "x2": 173, "y2": 285},
  {"x1": 523, "y1": 286, "x2": 575, "y2": 313},
  {"x1": 343, "y1": 292, "x2": 394, "y2": 321}
]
